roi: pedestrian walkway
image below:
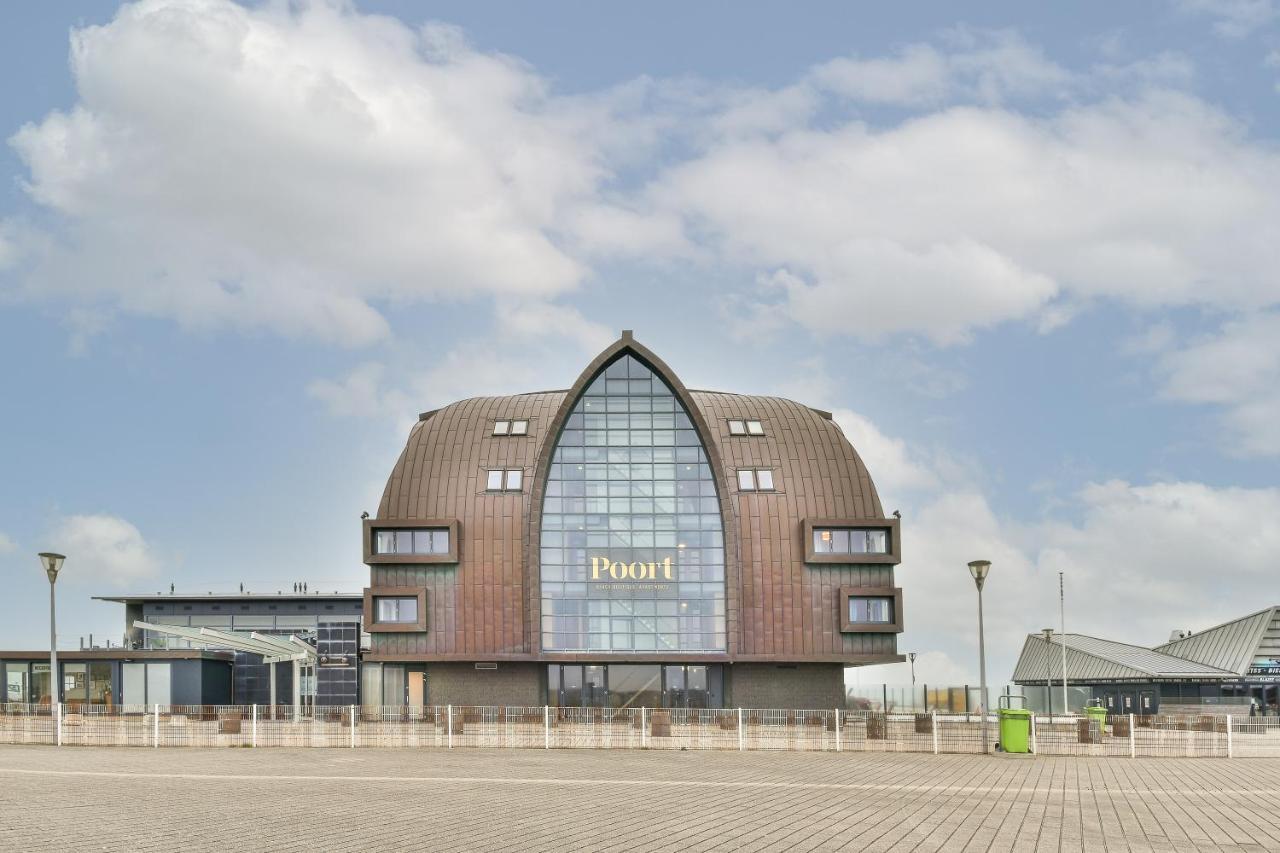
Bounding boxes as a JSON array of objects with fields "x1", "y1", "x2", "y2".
[{"x1": 1, "y1": 745, "x2": 1278, "y2": 851}]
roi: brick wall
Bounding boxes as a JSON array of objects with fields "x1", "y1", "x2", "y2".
[
  {"x1": 727, "y1": 663, "x2": 845, "y2": 709},
  {"x1": 426, "y1": 663, "x2": 542, "y2": 706}
]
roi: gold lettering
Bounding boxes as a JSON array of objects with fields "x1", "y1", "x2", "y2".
[
  {"x1": 584, "y1": 555, "x2": 678, "y2": 583},
  {"x1": 591, "y1": 556, "x2": 607, "y2": 580},
  {"x1": 610, "y1": 561, "x2": 627, "y2": 580},
  {"x1": 662, "y1": 557, "x2": 673, "y2": 580}
]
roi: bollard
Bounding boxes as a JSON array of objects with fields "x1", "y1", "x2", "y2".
[
  {"x1": 1226, "y1": 714, "x2": 1233, "y2": 759},
  {"x1": 641, "y1": 707, "x2": 647, "y2": 749},
  {"x1": 1130, "y1": 713, "x2": 1136, "y2": 759},
  {"x1": 738, "y1": 708, "x2": 744, "y2": 751},
  {"x1": 351, "y1": 705, "x2": 356, "y2": 748},
  {"x1": 835, "y1": 709, "x2": 841, "y2": 752},
  {"x1": 544, "y1": 705, "x2": 550, "y2": 750},
  {"x1": 153, "y1": 703, "x2": 159, "y2": 748},
  {"x1": 251, "y1": 704, "x2": 257, "y2": 748},
  {"x1": 447, "y1": 705, "x2": 453, "y2": 749},
  {"x1": 55, "y1": 702, "x2": 61, "y2": 747},
  {"x1": 1029, "y1": 713, "x2": 1037, "y2": 754},
  {"x1": 931, "y1": 711, "x2": 939, "y2": 754}
]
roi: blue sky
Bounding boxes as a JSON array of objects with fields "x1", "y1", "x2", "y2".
[{"x1": 2, "y1": 0, "x2": 1279, "y2": 685}]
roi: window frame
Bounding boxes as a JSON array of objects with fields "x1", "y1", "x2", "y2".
[
  {"x1": 803, "y1": 517, "x2": 901, "y2": 565},
  {"x1": 510, "y1": 419, "x2": 529, "y2": 436},
  {"x1": 493, "y1": 420, "x2": 511, "y2": 436},
  {"x1": 374, "y1": 595, "x2": 420, "y2": 624},
  {"x1": 363, "y1": 586, "x2": 428, "y2": 632},
  {"x1": 363, "y1": 519, "x2": 460, "y2": 565},
  {"x1": 727, "y1": 419, "x2": 747, "y2": 436},
  {"x1": 838, "y1": 586, "x2": 904, "y2": 633},
  {"x1": 736, "y1": 468, "x2": 777, "y2": 492},
  {"x1": 486, "y1": 469, "x2": 524, "y2": 492}
]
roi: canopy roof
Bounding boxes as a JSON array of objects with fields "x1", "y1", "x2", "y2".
[
  {"x1": 133, "y1": 621, "x2": 315, "y2": 664},
  {"x1": 1012, "y1": 633, "x2": 1236, "y2": 683},
  {"x1": 1153, "y1": 607, "x2": 1280, "y2": 677}
]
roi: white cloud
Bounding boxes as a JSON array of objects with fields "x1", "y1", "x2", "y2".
[
  {"x1": 830, "y1": 408, "x2": 941, "y2": 501},
  {"x1": 1176, "y1": 0, "x2": 1277, "y2": 37},
  {"x1": 0, "y1": 532, "x2": 15, "y2": 554},
  {"x1": 307, "y1": 361, "x2": 412, "y2": 420},
  {"x1": 651, "y1": 90, "x2": 1280, "y2": 346},
  {"x1": 7, "y1": 0, "x2": 608, "y2": 345},
  {"x1": 52, "y1": 514, "x2": 159, "y2": 584},
  {"x1": 811, "y1": 30, "x2": 1070, "y2": 106},
  {"x1": 1157, "y1": 312, "x2": 1280, "y2": 455}
]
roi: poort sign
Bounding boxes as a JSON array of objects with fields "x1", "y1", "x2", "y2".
[{"x1": 590, "y1": 556, "x2": 675, "y2": 582}]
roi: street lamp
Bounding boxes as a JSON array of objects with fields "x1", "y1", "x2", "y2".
[
  {"x1": 968, "y1": 559, "x2": 991, "y2": 754},
  {"x1": 908, "y1": 651, "x2": 917, "y2": 686},
  {"x1": 39, "y1": 553, "x2": 65, "y2": 705}
]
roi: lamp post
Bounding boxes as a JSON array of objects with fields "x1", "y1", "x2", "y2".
[
  {"x1": 908, "y1": 651, "x2": 917, "y2": 686},
  {"x1": 39, "y1": 553, "x2": 65, "y2": 705},
  {"x1": 968, "y1": 559, "x2": 991, "y2": 754},
  {"x1": 1042, "y1": 628, "x2": 1054, "y2": 716}
]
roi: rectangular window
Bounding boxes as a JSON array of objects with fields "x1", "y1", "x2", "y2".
[
  {"x1": 511, "y1": 420, "x2": 528, "y2": 435},
  {"x1": 849, "y1": 596, "x2": 894, "y2": 624},
  {"x1": 737, "y1": 469, "x2": 775, "y2": 491},
  {"x1": 373, "y1": 527, "x2": 450, "y2": 555},
  {"x1": 375, "y1": 596, "x2": 419, "y2": 624},
  {"x1": 746, "y1": 420, "x2": 764, "y2": 435},
  {"x1": 813, "y1": 527, "x2": 890, "y2": 555},
  {"x1": 727, "y1": 420, "x2": 746, "y2": 435},
  {"x1": 493, "y1": 420, "x2": 510, "y2": 436},
  {"x1": 488, "y1": 469, "x2": 523, "y2": 491}
]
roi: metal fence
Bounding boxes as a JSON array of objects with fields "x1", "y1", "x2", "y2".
[{"x1": 3, "y1": 703, "x2": 1279, "y2": 757}]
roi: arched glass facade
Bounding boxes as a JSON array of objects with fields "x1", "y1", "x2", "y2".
[{"x1": 539, "y1": 354, "x2": 726, "y2": 652}]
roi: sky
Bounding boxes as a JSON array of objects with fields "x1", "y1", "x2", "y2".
[{"x1": 2, "y1": 0, "x2": 1279, "y2": 687}]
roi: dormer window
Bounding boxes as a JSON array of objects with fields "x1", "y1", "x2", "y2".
[
  {"x1": 487, "y1": 469, "x2": 524, "y2": 491},
  {"x1": 493, "y1": 419, "x2": 529, "y2": 436},
  {"x1": 727, "y1": 419, "x2": 764, "y2": 436},
  {"x1": 737, "y1": 468, "x2": 775, "y2": 491}
]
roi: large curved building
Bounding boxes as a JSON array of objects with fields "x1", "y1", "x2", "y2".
[{"x1": 361, "y1": 332, "x2": 904, "y2": 709}]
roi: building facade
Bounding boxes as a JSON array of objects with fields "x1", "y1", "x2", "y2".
[
  {"x1": 362, "y1": 332, "x2": 904, "y2": 709},
  {"x1": 2, "y1": 591, "x2": 364, "y2": 708}
]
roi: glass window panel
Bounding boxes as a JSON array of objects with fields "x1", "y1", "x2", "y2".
[
  {"x1": 505, "y1": 469, "x2": 523, "y2": 490},
  {"x1": 493, "y1": 420, "x2": 510, "y2": 435},
  {"x1": 728, "y1": 420, "x2": 746, "y2": 435},
  {"x1": 540, "y1": 354, "x2": 725, "y2": 653},
  {"x1": 849, "y1": 597, "x2": 894, "y2": 623},
  {"x1": 123, "y1": 663, "x2": 144, "y2": 705},
  {"x1": 486, "y1": 470, "x2": 504, "y2": 490},
  {"x1": 756, "y1": 469, "x2": 775, "y2": 491},
  {"x1": 146, "y1": 663, "x2": 171, "y2": 705},
  {"x1": 866, "y1": 528, "x2": 888, "y2": 553},
  {"x1": 746, "y1": 420, "x2": 765, "y2": 435},
  {"x1": 511, "y1": 420, "x2": 528, "y2": 435},
  {"x1": 375, "y1": 530, "x2": 396, "y2": 554},
  {"x1": 376, "y1": 597, "x2": 418, "y2": 623},
  {"x1": 737, "y1": 470, "x2": 756, "y2": 490},
  {"x1": 5, "y1": 664, "x2": 28, "y2": 703}
]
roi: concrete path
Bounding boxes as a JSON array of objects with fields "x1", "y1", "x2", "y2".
[{"x1": 1, "y1": 746, "x2": 1278, "y2": 851}]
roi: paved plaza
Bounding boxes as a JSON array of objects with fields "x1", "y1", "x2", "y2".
[{"x1": 1, "y1": 746, "x2": 1279, "y2": 852}]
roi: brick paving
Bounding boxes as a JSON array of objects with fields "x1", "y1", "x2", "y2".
[{"x1": 1, "y1": 746, "x2": 1278, "y2": 851}]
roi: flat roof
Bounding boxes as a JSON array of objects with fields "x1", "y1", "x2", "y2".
[
  {"x1": 94, "y1": 593, "x2": 363, "y2": 604},
  {"x1": 0, "y1": 649, "x2": 234, "y2": 661}
]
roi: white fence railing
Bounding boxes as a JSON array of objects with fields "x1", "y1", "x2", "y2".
[{"x1": 3, "y1": 704, "x2": 1279, "y2": 757}]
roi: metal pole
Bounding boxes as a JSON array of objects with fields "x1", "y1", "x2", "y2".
[
  {"x1": 1130, "y1": 712, "x2": 1136, "y2": 759},
  {"x1": 835, "y1": 709, "x2": 841, "y2": 752},
  {"x1": 1060, "y1": 572, "x2": 1068, "y2": 715},
  {"x1": 977, "y1": 584, "x2": 989, "y2": 754},
  {"x1": 737, "y1": 708, "x2": 744, "y2": 751},
  {"x1": 252, "y1": 704, "x2": 257, "y2": 747},
  {"x1": 931, "y1": 711, "x2": 939, "y2": 754},
  {"x1": 544, "y1": 705, "x2": 549, "y2": 750},
  {"x1": 54, "y1": 702, "x2": 61, "y2": 747},
  {"x1": 1226, "y1": 714, "x2": 1233, "y2": 759},
  {"x1": 641, "y1": 707, "x2": 647, "y2": 749},
  {"x1": 447, "y1": 704, "x2": 453, "y2": 748},
  {"x1": 351, "y1": 704, "x2": 356, "y2": 748},
  {"x1": 49, "y1": 580, "x2": 58, "y2": 709},
  {"x1": 153, "y1": 703, "x2": 159, "y2": 747},
  {"x1": 1029, "y1": 712, "x2": 1037, "y2": 754}
]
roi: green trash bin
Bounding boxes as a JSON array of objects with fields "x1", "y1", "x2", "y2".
[
  {"x1": 998, "y1": 696, "x2": 1032, "y2": 753},
  {"x1": 1084, "y1": 704, "x2": 1108, "y2": 739}
]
